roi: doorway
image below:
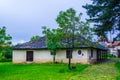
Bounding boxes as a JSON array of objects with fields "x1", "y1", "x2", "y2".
[
  {"x1": 26, "y1": 51, "x2": 33, "y2": 62},
  {"x1": 118, "y1": 49, "x2": 120, "y2": 58}
]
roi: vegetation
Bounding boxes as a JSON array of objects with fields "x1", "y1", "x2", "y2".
[
  {"x1": 0, "y1": 27, "x2": 12, "y2": 61},
  {"x1": 30, "y1": 35, "x2": 40, "y2": 41},
  {"x1": 115, "y1": 61, "x2": 120, "y2": 80},
  {"x1": 0, "y1": 59, "x2": 120, "y2": 80},
  {"x1": 0, "y1": 46, "x2": 12, "y2": 62},
  {"x1": 43, "y1": 8, "x2": 93, "y2": 69},
  {"x1": 0, "y1": 63, "x2": 88, "y2": 80},
  {"x1": 114, "y1": 33, "x2": 120, "y2": 41},
  {"x1": 56, "y1": 8, "x2": 92, "y2": 69},
  {"x1": 83, "y1": 0, "x2": 120, "y2": 40},
  {"x1": 77, "y1": 59, "x2": 118, "y2": 80},
  {"x1": 107, "y1": 54, "x2": 116, "y2": 58},
  {"x1": 42, "y1": 27, "x2": 62, "y2": 63}
]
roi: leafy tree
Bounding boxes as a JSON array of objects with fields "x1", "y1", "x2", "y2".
[
  {"x1": 42, "y1": 27, "x2": 62, "y2": 63},
  {"x1": 83, "y1": 0, "x2": 120, "y2": 40},
  {"x1": 3, "y1": 46, "x2": 12, "y2": 59},
  {"x1": 113, "y1": 33, "x2": 120, "y2": 41},
  {"x1": 56, "y1": 8, "x2": 93, "y2": 69},
  {"x1": 0, "y1": 27, "x2": 12, "y2": 60},
  {"x1": 30, "y1": 35, "x2": 40, "y2": 41}
]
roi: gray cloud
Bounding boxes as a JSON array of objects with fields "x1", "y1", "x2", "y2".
[{"x1": 0, "y1": 0, "x2": 92, "y2": 44}]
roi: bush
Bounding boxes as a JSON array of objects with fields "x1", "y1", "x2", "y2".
[
  {"x1": 4, "y1": 51, "x2": 12, "y2": 59},
  {"x1": 107, "y1": 54, "x2": 116, "y2": 58},
  {"x1": 3, "y1": 47, "x2": 12, "y2": 59},
  {"x1": 0, "y1": 52, "x2": 12, "y2": 62},
  {"x1": 0, "y1": 58, "x2": 12, "y2": 62},
  {"x1": 0, "y1": 53, "x2": 5, "y2": 60}
]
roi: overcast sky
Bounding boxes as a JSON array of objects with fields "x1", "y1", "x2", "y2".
[{"x1": 0, "y1": 0, "x2": 92, "y2": 44}]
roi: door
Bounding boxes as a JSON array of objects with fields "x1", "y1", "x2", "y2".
[
  {"x1": 97, "y1": 50, "x2": 99, "y2": 61},
  {"x1": 26, "y1": 51, "x2": 33, "y2": 62},
  {"x1": 118, "y1": 49, "x2": 120, "y2": 58}
]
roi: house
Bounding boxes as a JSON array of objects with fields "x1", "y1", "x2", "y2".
[
  {"x1": 104, "y1": 41, "x2": 120, "y2": 57},
  {"x1": 112, "y1": 41, "x2": 120, "y2": 57},
  {"x1": 12, "y1": 37, "x2": 108, "y2": 64}
]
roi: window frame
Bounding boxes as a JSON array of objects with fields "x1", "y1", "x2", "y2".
[
  {"x1": 66, "y1": 49, "x2": 72, "y2": 58},
  {"x1": 91, "y1": 49, "x2": 93, "y2": 58},
  {"x1": 78, "y1": 50, "x2": 82, "y2": 55}
]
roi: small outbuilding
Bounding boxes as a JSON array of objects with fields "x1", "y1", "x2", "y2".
[{"x1": 13, "y1": 37, "x2": 108, "y2": 64}]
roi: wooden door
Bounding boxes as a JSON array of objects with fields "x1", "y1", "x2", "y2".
[
  {"x1": 97, "y1": 50, "x2": 99, "y2": 61},
  {"x1": 118, "y1": 49, "x2": 120, "y2": 58},
  {"x1": 26, "y1": 51, "x2": 33, "y2": 61}
]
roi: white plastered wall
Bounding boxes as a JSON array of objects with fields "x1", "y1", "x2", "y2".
[
  {"x1": 87, "y1": 49, "x2": 97, "y2": 63},
  {"x1": 13, "y1": 50, "x2": 26, "y2": 63},
  {"x1": 55, "y1": 49, "x2": 90, "y2": 64},
  {"x1": 55, "y1": 50, "x2": 67, "y2": 63},
  {"x1": 33, "y1": 50, "x2": 53, "y2": 63},
  {"x1": 116, "y1": 46, "x2": 120, "y2": 49},
  {"x1": 13, "y1": 50, "x2": 53, "y2": 63},
  {"x1": 13, "y1": 49, "x2": 97, "y2": 64}
]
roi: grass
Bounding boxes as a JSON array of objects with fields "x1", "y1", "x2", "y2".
[
  {"x1": 115, "y1": 60, "x2": 120, "y2": 80},
  {"x1": 72, "y1": 60, "x2": 118, "y2": 80},
  {"x1": 0, "y1": 63, "x2": 88, "y2": 80},
  {"x1": 0, "y1": 59, "x2": 120, "y2": 80}
]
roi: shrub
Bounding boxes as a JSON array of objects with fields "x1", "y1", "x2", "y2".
[
  {"x1": 107, "y1": 54, "x2": 116, "y2": 58},
  {"x1": 4, "y1": 51, "x2": 12, "y2": 59},
  {"x1": 0, "y1": 52, "x2": 12, "y2": 62},
  {"x1": 3, "y1": 47, "x2": 12, "y2": 59},
  {"x1": 0, "y1": 53, "x2": 5, "y2": 61}
]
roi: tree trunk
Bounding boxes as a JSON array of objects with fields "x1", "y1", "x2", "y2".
[
  {"x1": 68, "y1": 56, "x2": 71, "y2": 70},
  {"x1": 53, "y1": 54, "x2": 55, "y2": 63},
  {"x1": 68, "y1": 49, "x2": 72, "y2": 70},
  {"x1": 53, "y1": 51, "x2": 56, "y2": 63}
]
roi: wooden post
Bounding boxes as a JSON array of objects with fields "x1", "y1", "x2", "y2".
[
  {"x1": 98, "y1": 50, "x2": 100, "y2": 61},
  {"x1": 100, "y1": 51, "x2": 102, "y2": 61}
]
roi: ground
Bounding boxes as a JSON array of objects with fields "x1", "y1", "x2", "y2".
[{"x1": 0, "y1": 59, "x2": 120, "y2": 80}]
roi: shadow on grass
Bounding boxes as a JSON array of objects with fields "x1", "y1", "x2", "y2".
[
  {"x1": 94, "y1": 58, "x2": 120, "y2": 65},
  {"x1": 94, "y1": 59, "x2": 110, "y2": 64},
  {"x1": 59, "y1": 64, "x2": 89, "y2": 73}
]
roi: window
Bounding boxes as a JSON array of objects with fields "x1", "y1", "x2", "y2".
[
  {"x1": 50, "y1": 51, "x2": 56, "y2": 55},
  {"x1": 91, "y1": 49, "x2": 93, "y2": 58},
  {"x1": 66, "y1": 49, "x2": 72, "y2": 58},
  {"x1": 78, "y1": 50, "x2": 81, "y2": 55}
]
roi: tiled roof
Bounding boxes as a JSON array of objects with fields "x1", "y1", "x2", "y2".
[
  {"x1": 112, "y1": 41, "x2": 120, "y2": 46},
  {"x1": 13, "y1": 37, "x2": 47, "y2": 50},
  {"x1": 13, "y1": 36, "x2": 107, "y2": 50}
]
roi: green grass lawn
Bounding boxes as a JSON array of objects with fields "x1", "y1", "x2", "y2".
[
  {"x1": 0, "y1": 63, "x2": 88, "y2": 80},
  {"x1": 115, "y1": 60, "x2": 120, "y2": 80},
  {"x1": 0, "y1": 59, "x2": 119, "y2": 80}
]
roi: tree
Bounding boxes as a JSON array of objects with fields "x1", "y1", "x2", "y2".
[
  {"x1": 0, "y1": 27, "x2": 12, "y2": 59},
  {"x1": 83, "y1": 0, "x2": 120, "y2": 40},
  {"x1": 56, "y1": 8, "x2": 93, "y2": 69},
  {"x1": 30, "y1": 35, "x2": 40, "y2": 41},
  {"x1": 113, "y1": 33, "x2": 120, "y2": 41},
  {"x1": 42, "y1": 27, "x2": 62, "y2": 63}
]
